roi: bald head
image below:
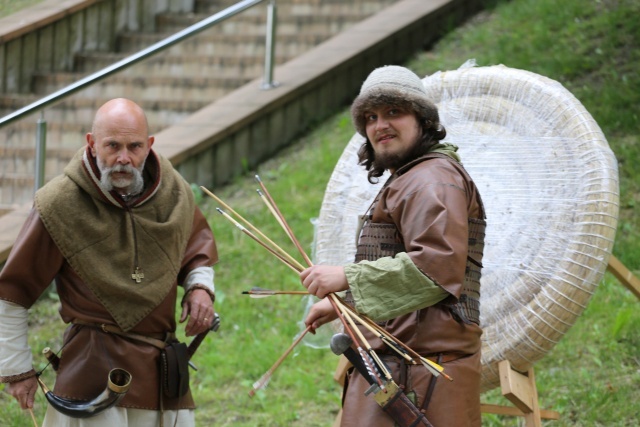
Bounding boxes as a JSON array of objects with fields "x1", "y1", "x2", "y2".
[
  {"x1": 86, "y1": 98, "x2": 155, "y2": 195},
  {"x1": 91, "y1": 98, "x2": 149, "y2": 137}
]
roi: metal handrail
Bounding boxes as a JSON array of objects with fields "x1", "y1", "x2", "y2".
[
  {"x1": 261, "y1": 0, "x2": 279, "y2": 89},
  {"x1": 0, "y1": 0, "x2": 275, "y2": 128}
]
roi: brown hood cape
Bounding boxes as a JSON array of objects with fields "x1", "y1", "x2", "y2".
[{"x1": 34, "y1": 146, "x2": 195, "y2": 331}]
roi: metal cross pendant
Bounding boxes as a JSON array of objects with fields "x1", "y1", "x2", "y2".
[{"x1": 131, "y1": 267, "x2": 145, "y2": 283}]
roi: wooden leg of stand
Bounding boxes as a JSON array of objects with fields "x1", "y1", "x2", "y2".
[
  {"x1": 498, "y1": 360, "x2": 542, "y2": 427},
  {"x1": 481, "y1": 360, "x2": 560, "y2": 423},
  {"x1": 607, "y1": 255, "x2": 640, "y2": 300}
]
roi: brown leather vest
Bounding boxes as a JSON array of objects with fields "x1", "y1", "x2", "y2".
[
  {"x1": 350, "y1": 154, "x2": 486, "y2": 355},
  {"x1": 354, "y1": 217, "x2": 485, "y2": 325}
]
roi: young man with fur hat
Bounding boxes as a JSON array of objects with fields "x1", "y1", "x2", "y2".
[{"x1": 300, "y1": 66, "x2": 486, "y2": 426}]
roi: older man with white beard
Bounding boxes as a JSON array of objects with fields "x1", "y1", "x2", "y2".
[{"x1": 0, "y1": 98, "x2": 219, "y2": 426}]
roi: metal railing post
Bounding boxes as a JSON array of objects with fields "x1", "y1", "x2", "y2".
[
  {"x1": 261, "y1": 0, "x2": 279, "y2": 89},
  {"x1": 34, "y1": 112, "x2": 47, "y2": 194}
]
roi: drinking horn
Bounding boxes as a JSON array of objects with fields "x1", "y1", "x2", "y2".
[{"x1": 36, "y1": 368, "x2": 132, "y2": 418}]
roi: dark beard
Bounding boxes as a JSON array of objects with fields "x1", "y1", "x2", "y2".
[
  {"x1": 360, "y1": 119, "x2": 446, "y2": 184},
  {"x1": 374, "y1": 151, "x2": 406, "y2": 172},
  {"x1": 373, "y1": 137, "x2": 431, "y2": 173}
]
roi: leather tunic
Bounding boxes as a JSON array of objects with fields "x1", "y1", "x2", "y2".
[
  {"x1": 0, "y1": 149, "x2": 218, "y2": 411},
  {"x1": 341, "y1": 153, "x2": 486, "y2": 427}
]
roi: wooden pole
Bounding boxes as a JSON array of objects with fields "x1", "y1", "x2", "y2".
[{"x1": 607, "y1": 255, "x2": 640, "y2": 300}]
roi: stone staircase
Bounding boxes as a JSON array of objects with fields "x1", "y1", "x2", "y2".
[{"x1": 0, "y1": 0, "x2": 398, "y2": 212}]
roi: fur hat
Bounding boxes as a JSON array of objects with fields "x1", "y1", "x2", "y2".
[{"x1": 351, "y1": 65, "x2": 440, "y2": 137}]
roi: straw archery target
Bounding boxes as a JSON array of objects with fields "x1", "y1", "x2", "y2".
[{"x1": 313, "y1": 63, "x2": 619, "y2": 392}]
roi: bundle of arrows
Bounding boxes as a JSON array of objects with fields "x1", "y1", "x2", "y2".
[{"x1": 201, "y1": 176, "x2": 449, "y2": 423}]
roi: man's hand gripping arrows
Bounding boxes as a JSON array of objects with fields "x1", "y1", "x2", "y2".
[{"x1": 200, "y1": 179, "x2": 447, "y2": 426}]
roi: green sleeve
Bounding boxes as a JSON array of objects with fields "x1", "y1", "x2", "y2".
[{"x1": 344, "y1": 252, "x2": 448, "y2": 321}]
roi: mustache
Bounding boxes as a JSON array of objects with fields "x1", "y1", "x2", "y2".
[
  {"x1": 95, "y1": 156, "x2": 145, "y2": 195},
  {"x1": 109, "y1": 164, "x2": 137, "y2": 174}
]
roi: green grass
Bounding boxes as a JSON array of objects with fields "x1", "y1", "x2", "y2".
[{"x1": 1, "y1": 0, "x2": 639, "y2": 425}]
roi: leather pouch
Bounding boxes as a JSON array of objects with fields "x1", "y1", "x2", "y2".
[{"x1": 160, "y1": 341, "x2": 189, "y2": 398}]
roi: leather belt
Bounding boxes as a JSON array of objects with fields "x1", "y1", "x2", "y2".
[
  {"x1": 380, "y1": 352, "x2": 465, "y2": 365},
  {"x1": 72, "y1": 320, "x2": 174, "y2": 350},
  {"x1": 423, "y1": 352, "x2": 466, "y2": 364}
]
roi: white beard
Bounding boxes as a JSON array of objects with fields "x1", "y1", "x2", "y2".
[{"x1": 96, "y1": 157, "x2": 145, "y2": 196}]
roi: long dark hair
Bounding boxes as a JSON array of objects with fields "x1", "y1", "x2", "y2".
[{"x1": 357, "y1": 117, "x2": 447, "y2": 183}]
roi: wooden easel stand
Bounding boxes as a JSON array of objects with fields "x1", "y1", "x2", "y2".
[{"x1": 481, "y1": 359, "x2": 560, "y2": 427}]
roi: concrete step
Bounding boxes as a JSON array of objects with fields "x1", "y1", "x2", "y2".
[
  {"x1": 75, "y1": 27, "x2": 327, "y2": 77},
  {"x1": 1, "y1": 123, "x2": 98, "y2": 198},
  {"x1": 32, "y1": 72, "x2": 252, "y2": 102},
  {"x1": 0, "y1": 94, "x2": 211, "y2": 116},
  {"x1": 195, "y1": 0, "x2": 256, "y2": 12},
  {"x1": 116, "y1": 31, "x2": 328, "y2": 55},
  {"x1": 0, "y1": 145, "x2": 76, "y2": 176},
  {"x1": 155, "y1": 14, "x2": 363, "y2": 38},
  {"x1": 73, "y1": 52, "x2": 289, "y2": 78},
  {"x1": 70, "y1": 1, "x2": 395, "y2": 78},
  {"x1": 154, "y1": 4, "x2": 394, "y2": 34},
  {"x1": 194, "y1": 0, "x2": 398, "y2": 15},
  {"x1": 0, "y1": 121, "x2": 90, "y2": 150},
  {"x1": 0, "y1": 144, "x2": 77, "y2": 206}
]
